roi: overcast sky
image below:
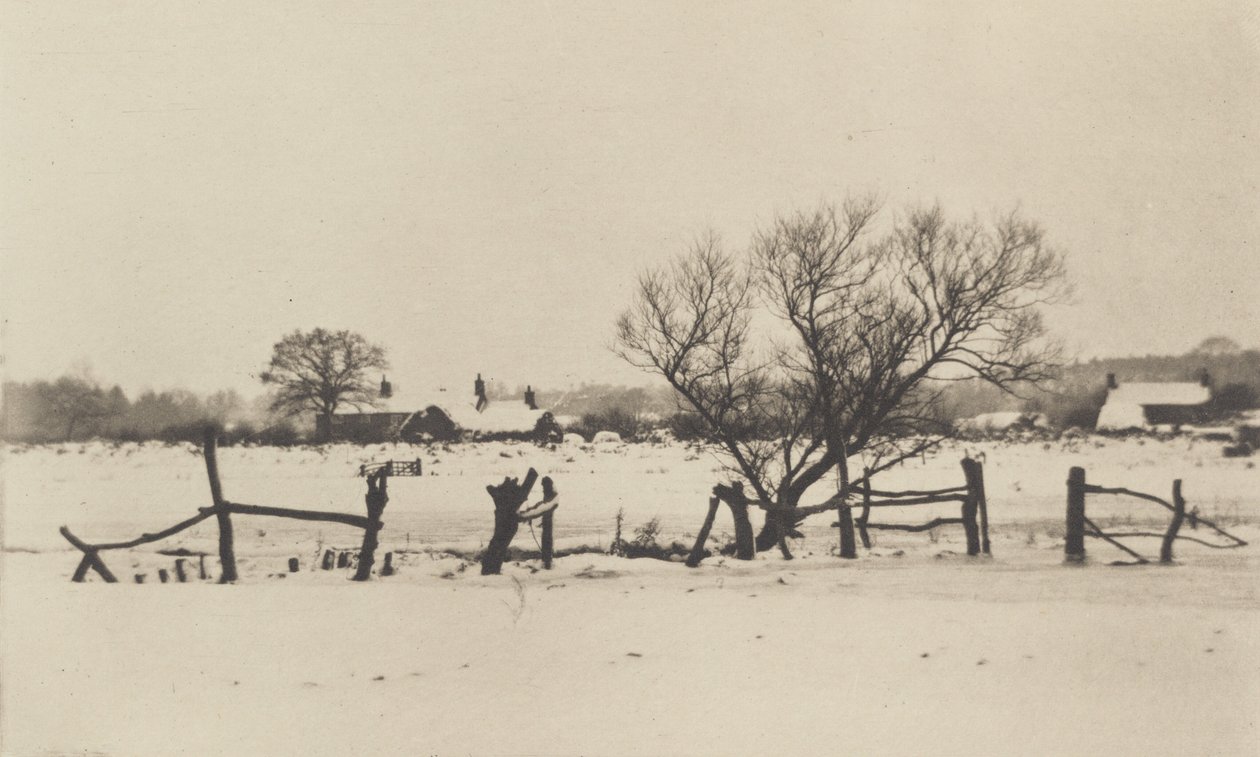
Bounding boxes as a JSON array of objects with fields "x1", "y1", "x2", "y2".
[{"x1": 3, "y1": 1, "x2": 1257, "y2": 397}]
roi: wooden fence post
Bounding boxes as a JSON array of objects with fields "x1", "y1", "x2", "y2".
[
  {"x1": 158, "y1": 569, "x2": 169, "y2": 583},
  {"x1": 288, "y1": 557, "x2": 300, "y2": 573},
  {"x1": 1160, "y1": 479, "x2": 1186, "y2": 564},
  {"x1": 856, "y1": 468, "x2": 872, "y2": 549},
  {"x1": 975, "y1": 461, "x2": 991, "y2": 555},
  {"x1": 686, "y1": 497, "x2": 721, "y2": 568},
  {"x1": 541, "y1": 510, "x2": 554, "y2": 569},
  {"x1": 174, "y1": 558, "x2": 188, "y2": 583},
  {"x1": 960, "y1": 459, "x2": 981, "y2": 556},
  {"x1": 203, "y1": 427, "x2": 237, "y2": 583},
  {"x1": 198, "y1": 555, "x2": 208, "y2": 580},
  {"x1": 1065, "y1": 466, "x2": 1087, "y2": 562}
]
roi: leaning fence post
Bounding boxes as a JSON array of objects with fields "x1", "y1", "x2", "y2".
[
  {"x1": 1065, "y1": 466, "x2": 1087, "y2": 562},
  {"x1": 203, "y1": 427, "x2": 238, "y2": 583},
  {"x1": 1160, "y1": 479, "x2": 1186, "y2": 564},
  {"x1": 960, "y1": 458, "x2": 982, "y2": 556},
  {"x1": 686, "y1": 497, "x2": 722, "y2": 568}
]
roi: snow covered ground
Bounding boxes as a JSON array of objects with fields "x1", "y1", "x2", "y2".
[{"x1": 2, "y1": 437, "x2": 1258, "y2": 755}]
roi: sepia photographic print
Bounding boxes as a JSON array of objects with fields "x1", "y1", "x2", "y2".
[{"x1": 2, "y1": 2, "x2": 1258, "y2": 755}]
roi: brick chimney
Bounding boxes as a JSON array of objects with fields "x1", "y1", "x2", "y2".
[
  {"x1": 1106, "y1": 373, "x2": 1117, "y2": 390},
  {"x1": 380, "y1": 375, "x2": 393, "y2": 399},
  {"x1": 524, "y1": 385, "x2": 537, "y2": 410}
]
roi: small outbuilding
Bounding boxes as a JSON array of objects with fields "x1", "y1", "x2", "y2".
[{"x1": 1095, "y1": 372, "x2": 1212, "y2": 431}]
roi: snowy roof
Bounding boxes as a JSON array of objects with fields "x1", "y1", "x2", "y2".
[
  {"x1": 1095, "y1": 381, "x2": 1210, "y2": 431},
  {"x1": 333, "y1": 386, "x2": 547, "y2": 433},
  {"x1": 443, "y1": 402, "x2": 547, "y2": 434},
  {"x1": 1104, "y1": 383, "x2": 1210, "y2": 407}
]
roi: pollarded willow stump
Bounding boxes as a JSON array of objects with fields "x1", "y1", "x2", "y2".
[{"x1": 481, "y1": 468, "x2": 539, "y2": 575}]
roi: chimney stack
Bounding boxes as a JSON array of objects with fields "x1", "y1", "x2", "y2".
[
  {"x1": 1199, "y1": 368, "x2": 1212, "y2": 388},
  {"x1": 380, "y1": 375, "x2": 393, "y2": 399},
  {"x1": 524, "y1": 385, "x2": 537, "y2": 410},
  {"x1": 1106, "y1": 373, "x2": 1117, "y2": 390}
]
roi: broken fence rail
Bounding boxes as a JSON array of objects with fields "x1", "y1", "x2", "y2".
[
  {"x1": 1065, "y1": 466, "x2": 1247, "y2": 565},
  {"x1": 60, "y1": 428, "x2": 391, "y2": 584}
]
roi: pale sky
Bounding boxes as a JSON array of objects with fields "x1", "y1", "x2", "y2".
[{"x1": 3, "y1": 1, "x2": 1258, "y2": 397}]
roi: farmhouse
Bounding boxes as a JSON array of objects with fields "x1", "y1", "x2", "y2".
[
  {"x1": 1094, "y1": 372, "x2": 1212, "y2": 431},
  {"x1": 326, "y1": 375, "x2": 559, "y2": 442}
]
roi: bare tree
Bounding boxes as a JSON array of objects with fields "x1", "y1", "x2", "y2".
[
  {"x1": 260, "y1": 328, "x2": 389, "y2": 441},
  {"x1": 617, "y1": 197, "x2": 1067, "y2": 556}
]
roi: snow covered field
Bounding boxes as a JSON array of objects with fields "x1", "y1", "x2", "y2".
[{"x1": 3, "y1": 437, "x2": 1258, "y2": 755}]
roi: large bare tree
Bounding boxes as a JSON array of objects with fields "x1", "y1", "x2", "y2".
[
  {"x1": 260, "y1": 328, "x2": 389, "y2": 441},
  {"x1": 616, "y1": 197, "x2": 1067, "y2": 556}
]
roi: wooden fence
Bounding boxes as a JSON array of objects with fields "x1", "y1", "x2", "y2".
[
  {"x1": 846, "y1": 458, "x2": 990, "y2": 556},
  {"x1": 60, "y1": 428, "x2": 392, "y2": 583},
  {"x1": 686, "y1": 457, "x2": 990, "y2": 566},
  {"x1": 1064, "y1": 466, "x2": 1248, "y2": 565}
]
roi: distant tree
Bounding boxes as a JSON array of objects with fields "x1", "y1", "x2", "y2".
[
  {"x1": 37, "y1": 376, "x2": 117, "y2": 441},
  {"x1": 260, "y1": 328, "x2": 389, "y2": 441},
  {"x1": 1191, "y1": 336, "x2": 1241, "y2": 356},
  {"x1": 617, "y1": 197, "x2": 1067, "y2": 554}
]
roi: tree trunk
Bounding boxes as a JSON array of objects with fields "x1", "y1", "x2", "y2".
[{"x1": 835, "y1": 453, "x2": 856, "y2": 559}]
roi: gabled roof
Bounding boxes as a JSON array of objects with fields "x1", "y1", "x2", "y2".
[
  {"x1": 442, "y1": 402, "x2": 547, "y2": 434},
  {"x1": 1104, "y1": 383, "x2": 1210, "y2": 407}
]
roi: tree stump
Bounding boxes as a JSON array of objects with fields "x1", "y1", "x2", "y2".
[
  {"x1": 158, "y1": 569, "x2": 170, "y2": 583},
  {"x1": 712, "y1": 483, "x2": 755, "y2": 560},
  {"x1": 288, "y1": 557, "x2": 300, "y2": 573},
  {"x1": 134, "y1": 574, "x2": 146, "y2": 584},
  {"x1": 337, "y1": 551, "x2": 350, "y2": 569},
  {"x1": 321, "y1": 550, "x2": 335, "y2": 570},
  {"x1": 481, "y1": 469, "x2": 539, "y2": 575}
]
